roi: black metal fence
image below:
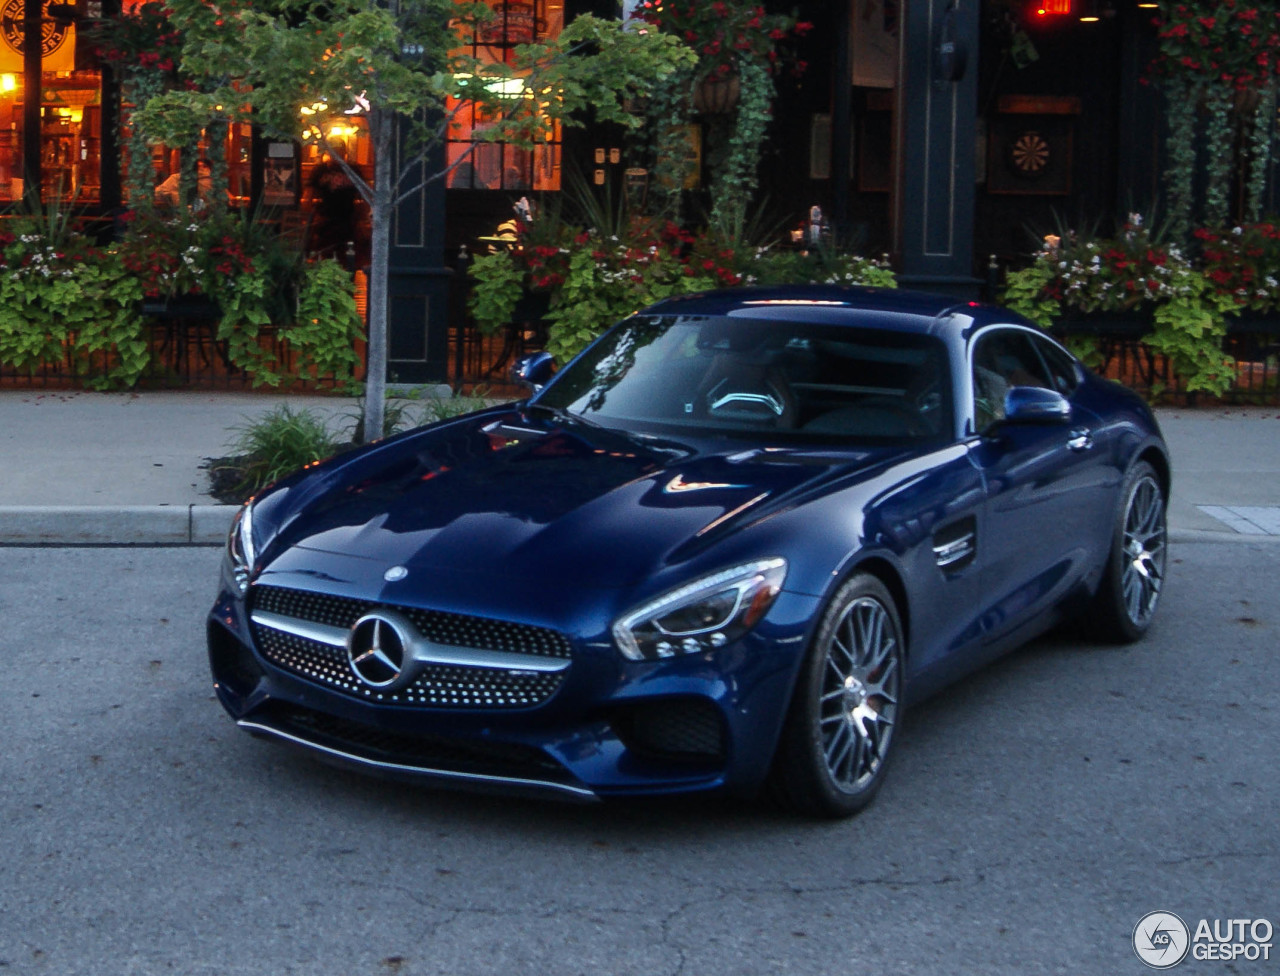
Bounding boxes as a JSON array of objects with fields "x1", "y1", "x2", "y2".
[
  {"x1": 5, "y1": 300, "x2": 1278, "y2": 404},
  {"x1": 1051, "y1": 323, "x2": 1280, "y2": 405}
]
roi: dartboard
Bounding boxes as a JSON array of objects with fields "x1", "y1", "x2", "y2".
[{"x1": 1009, "y1": 131, "x2": 1051, "y2": 175}]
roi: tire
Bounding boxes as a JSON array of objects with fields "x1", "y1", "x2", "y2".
[
  {"x1": 768, "y1": 574, "x2": 905, "y2": 818},
  {"x1": 1090, "y1": 460, "x2": 1167, "y2": 643}
]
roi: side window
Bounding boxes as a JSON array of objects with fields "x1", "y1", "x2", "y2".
[
  {"x1": 1030, "y1": 334, "x2": 1081, "y2": 395},
  {"x1": 971, "y1": 329, "x2": 1053, "y2": 433}
]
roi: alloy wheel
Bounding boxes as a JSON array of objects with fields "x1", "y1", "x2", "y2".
[
  {"x1": 819, "y1": 596, "x2": 901, "y2": 792},
  {"x1": 1121, "y1": 474, "x2": 1166, "y2": 628}
]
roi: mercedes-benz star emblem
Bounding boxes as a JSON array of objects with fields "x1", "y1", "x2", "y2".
[{"x1": 346, "y1": 612, "x2": 414, "y2": 689}]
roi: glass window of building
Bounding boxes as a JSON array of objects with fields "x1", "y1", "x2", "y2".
[
  {"x1": 0, "y1": 0, "x2": 102, "y2": 204},
  {"x1": 445, "y1": 0, "x2": 563, "y2": 191}
]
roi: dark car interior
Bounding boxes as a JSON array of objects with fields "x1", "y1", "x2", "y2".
[{"x1": 545, "y1": 315, "x2": 953, "y2": 443}]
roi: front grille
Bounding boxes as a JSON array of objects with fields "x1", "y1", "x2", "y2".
[
  {"x1": 253, "y1": 585, "x2": 571, "y2": 659},
  {"x1": 249, "y1": 585, "x2": 571, "y2": 709},
  {"x1": 254, "y1": 701, "x2": 568, "y2": 781}
]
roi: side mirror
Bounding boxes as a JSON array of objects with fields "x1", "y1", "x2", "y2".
[
  {"x1": 511, "y1": 351, "x2": 556, "y2": 392},
  {"x1": 1003, "y1": 386, "x2": 1071, "y2": 425}
]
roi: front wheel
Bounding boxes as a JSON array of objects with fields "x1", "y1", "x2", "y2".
[
  {"x1": 1090, "y1": 460, "x2": 1167, "y2": 643},
  {"x1": 768, "y1": 574, "x2": 904, "y2": 818}
]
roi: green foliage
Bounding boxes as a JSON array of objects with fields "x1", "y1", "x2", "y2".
[
  {"x1": 467, "y1": 250, "x2": 525, "y2": 337},
  {"x1": 1001, "y1": 261, "x2": 1062, "y2": 326},
  {"x1": 1247, "y1": 88, "x2": 1277, "y2": 222},
  {"x1": 632, "y1": 0, "x2": 804, "y2": 79},
  {"x1": 542, "y1": 238, "x2": 706, "y2": 362},
  {"x1": 1146, "y1": 283, "x2": 1237, "y2": 396},
  {"x1": 224, "y1": 404, "x2": 341, "y2": 496},
  {"x1": 291, "y1": 259, "x2": 365, "y2": 388},
  {"x1": 341, "y1": 386, "x2": 502, "y2": 441},
  {"x1": 136, "y1": 2, "x2": 695, "y2": 189},
  {"x1": 742, "y1": 244, "x2": 898, "y2": 290},
  {"x1": 135, "y1": 0, "x2": 695, "y2": 443},
  {"x1": 1162, "y1": 78, "x2": 1199, "y2": 243},
  {"x1": 643, "y1": 79, "x2": 696, "y2": 222},
  {"x1": 68, "y1": 255, "x2": 152, "y2": 390},
  {"x1": 1204, "y1": 86, "x2": 1235, "y2": 227},
  {"x1": 1150, "y1": 1, "x2": 1280, "y2": 238},
  {"x1": 342, "y1": 393, "x2": 409, "y2": 443},
  {"x1": 1196, "y1": 222, "x2": 1280, "y2": 313},
  {"x1": 0, "y1": 216, "x2": 150, "y2": 388},
  {"x1": 0, "y1": 205, "x2": 361, "y2": 390},
  {"x1": 412, "y1": 387, "x2": 500, "y2": 425},
  {"x1": 469, "y1": 206, "x2": 897, "y2": 365},
  {"x1": 708, "y1": 58, "x2": 773, "y2": 232},
  {"x1": 999, "y1": 219, "x2": 1242, "y2": 396},
  {"x1": 216, "y1": 266, "x2": 279, "y2": 386}
]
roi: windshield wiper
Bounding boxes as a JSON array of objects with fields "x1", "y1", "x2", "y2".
[
  {"x1": 524, "y1": 402, "x2": 603, "y2": 430},
  {"x1": 524, "y1": 404, "x2": 696, "y2": 459}
]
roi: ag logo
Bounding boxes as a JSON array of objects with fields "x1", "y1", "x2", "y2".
[
  {"x1": 1, "y1": 0, "x2": 72, "y2": 59},
  {"x1": 1133, "y1": 911, "x2": 1191, "y2": 970}
]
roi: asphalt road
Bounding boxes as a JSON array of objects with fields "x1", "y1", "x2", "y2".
[{"x1": 1, "y1": 543, "x2": 1276, "y2": 976}]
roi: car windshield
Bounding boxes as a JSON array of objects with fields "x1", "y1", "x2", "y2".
[{"x1": 535, "y1": 314, "x2": 953, "y2": 444}]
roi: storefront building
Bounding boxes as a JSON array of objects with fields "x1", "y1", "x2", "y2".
[{"x1": 2, "y1": 0, "x2": 1235, "y2": 383}]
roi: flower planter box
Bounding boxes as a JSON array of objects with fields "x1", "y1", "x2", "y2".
[
  {"x1": 1224, "y1": 313, "x2": 1280, "y2": 336},
  {"x1": 693, "y1": 73, "x2": 741, "y2": 115},
  {"x1": 140, "y1": 295, "x2": 221, "y2": 320}
]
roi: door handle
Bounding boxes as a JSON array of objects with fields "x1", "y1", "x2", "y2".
[{"x1": 1067, "y1": 428, "x2": 1093, "y2": 451}]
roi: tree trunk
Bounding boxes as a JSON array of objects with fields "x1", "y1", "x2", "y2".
[{"x1": 362, "y1": 109, "x2": 396, "y2": 444}]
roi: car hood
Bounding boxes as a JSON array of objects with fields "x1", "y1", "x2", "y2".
[{"x1": 260, "y1": 408, "x2": 895, "y2": 590}]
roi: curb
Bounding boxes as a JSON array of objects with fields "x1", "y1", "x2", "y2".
[
  {"x1": 1169, "y1": 527, "x2": 1280, "y2": 545},
  {"x1": 0, "y1": 505, "x2": 236, "y2": 546}
]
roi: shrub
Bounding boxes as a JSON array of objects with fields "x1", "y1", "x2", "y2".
[{"x1": 221, "y1": 404, "x2": 341, "y2": 497}]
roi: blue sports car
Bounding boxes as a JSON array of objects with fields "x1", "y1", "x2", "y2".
[{"x1": 209, "y1": 286, "x2": 1169, "y2": 817}]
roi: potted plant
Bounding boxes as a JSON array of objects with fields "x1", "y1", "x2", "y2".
[
  {"x1": 1194, "y1": 223, "x2": 1280, "y2": 329},
  {"x1": 0, "y1": 210, "x2": 149, "y2": 388},
  {"x1": 1001, "y1": 217, "x2": 1237, "y2": 395},
  {"x1": 630, "y1": 1, "x2": 811, "y2": 228},
  {"x1": 470, "y1": 207, "x2": 894, "y2": 364},
  {"x1": 1149, "y1": 2, "x2": 1280, "y2": 234}
]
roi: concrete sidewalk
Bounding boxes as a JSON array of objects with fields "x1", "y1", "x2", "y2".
[
  {"x1": 0, "y1": 391, "x2": 358, "y2": 545},
  {"x1": 1, "y1": 389, "x2": 1278, "y2": 545}
]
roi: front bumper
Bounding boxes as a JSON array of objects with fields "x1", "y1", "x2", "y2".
[{"x1": 207, "y1": 572, "x2": 821, "y2": 802}]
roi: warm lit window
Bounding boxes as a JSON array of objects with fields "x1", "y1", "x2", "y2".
[
  {"x1": 0, "y1": 1, "x2": 101, "y2": 204},
  {"x1": 445, "y1": 0, "x2": 563, "y2": 191}
]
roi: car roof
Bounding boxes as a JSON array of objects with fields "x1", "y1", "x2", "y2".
[{"x1": 638, "y1": 285, "x2": 1006, "y2": 336}]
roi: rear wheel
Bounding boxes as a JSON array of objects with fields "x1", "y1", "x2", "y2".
[
  {"x1": 768, "y1": 574, "x2": 904, "y2": 818},
  {"x1": 1091, "y1": 461, "x2": 1167, "y2": 643}
]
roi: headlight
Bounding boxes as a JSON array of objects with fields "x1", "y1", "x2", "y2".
[
  {"x1": 612, "y1": 558, "x2": 787, "y2": 661},
  {"x1": 227, "y1": 502, "x2": 256, "y2": 593}
]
